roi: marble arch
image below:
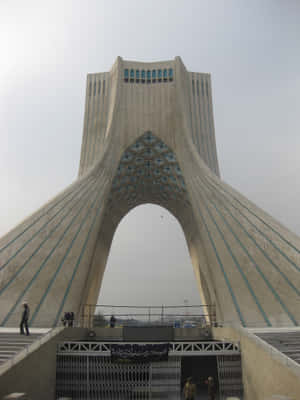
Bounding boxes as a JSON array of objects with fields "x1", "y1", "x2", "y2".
[{"x1": 0, "y1": 57, "x2": 300, "y2": 328}]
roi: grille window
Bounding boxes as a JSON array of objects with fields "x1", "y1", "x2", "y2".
[
  {"x1": 163, "y1": 69, "x2": 167, "y2": 81},
  {"x1": 152, "y1": 70, "x2": 156, "y2": 82},
  {"x1": 124, "y1": 69, "x2": 129, "y2": 82},
  {"x1": 123, "y1": 68, "x2": 174, "y2": 84},
  {"x1": 130, "y1": 69, "x2": 134, "y2": 82},
  {"x1": 158, "y1": 69, "x2": 162, "y2": 81}
]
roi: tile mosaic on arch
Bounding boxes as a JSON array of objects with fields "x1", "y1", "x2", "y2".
[{"x1": 109, "y1": 132, "x2": 189, "y2": 208}]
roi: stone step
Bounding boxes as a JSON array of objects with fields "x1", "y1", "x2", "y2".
[
  {"x1": 0, "y1": 340, "x2": 34, "y2": 344},
  {"x1": 0, "y1": 332, "x2": 45, "y2": 366},
  {"x1": 0, "y1": 336, "x2": 38, "y2": 340},
  {"x1": 256, "y1": 332, "x2": 300, "y2": 365},
  {"x1": 0, "y1": 339, "x2": 35, "y2": 343},
  {"x1": 0, "y1": 338, "x2": 39, "y2": 343},
  {"x1": 0, "y1": 357, "x2": 12, "y2": 363},
  {"x1": 0, "y1": 337, "x2": 38, "y2": 342},
  {"x1": 0, "y1": 351, "x2": 18, "y2": 356},
  {"x1": 0, "y1": 344, "x2": 26, "y2": 349},
  {"x1": 267, "y1": 341, "x2": 300, "y2": 345},
  {"x1": 0, "y1": 334, "x2": 40, "y2": 338},
  {"x1": 0, "y1": 354, "x2": 14, "y2": 359},
  {"x1": 0, "y1": 344, "x2": 27, "y2": 353},
  {"x1": 282, "y1": 349, "x2": 300, "y2": 354},
  {"x1": 0, "y1": 341, "x2": 37, "y2": 347}
]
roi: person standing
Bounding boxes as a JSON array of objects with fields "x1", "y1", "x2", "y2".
[
  {"x1": 110, "y1": 315, "x2": 116, "y2": 328},
  {"x1": 20, "y1": 302, "x2": 30, "y2": 336},
  {"x1": 183, "y1": 377, "x2": 196, "y2": 400},
  {"x1": 207, "y1": 376, "x2": 216, "y2": 400},
  {"x1": 69, "y1": 311, "x2": 74, "y2": 327}
]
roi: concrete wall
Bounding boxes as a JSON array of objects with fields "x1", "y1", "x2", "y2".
[
  {"x1": 213, "y1": 325, "x2": 300, "y2": 400},
  {"x1": 0, "y1": 328, "x2": 89, "y2": 400}
]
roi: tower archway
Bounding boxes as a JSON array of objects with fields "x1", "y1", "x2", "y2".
[
  {"x1": 97, "y1": 204, "x2": 204, "y2": 312},
  {"x1": 0, "y1": 57, "x2": 300, "y2": 328},
  {"x1": 80, "y1": 132, "x2": 215, "y2": 323}
]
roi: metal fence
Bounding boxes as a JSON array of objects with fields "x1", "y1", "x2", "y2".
[{"x1": 78, "y1": 304, "x2": 217, "y2": 329}]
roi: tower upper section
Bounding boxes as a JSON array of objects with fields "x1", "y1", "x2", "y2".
[{"x1": 78, "y1": 57, "x2": 220, "y2": 177}]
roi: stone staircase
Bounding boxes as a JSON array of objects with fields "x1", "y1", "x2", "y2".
[
  {"x1": 255, "y1": 330, "x2": 300, "y2": 364},
  {"x1": 0, "y1": 331, "x2": 43, "y2": 366}
]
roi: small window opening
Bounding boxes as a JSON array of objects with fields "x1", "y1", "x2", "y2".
[
  {"x1": 124, "y1": 69, "x2": 129, "y2": 83},
  {"x1": 152, "y1": 70, "x2": 156, "y2": 83},
  {"x1": 136, "y1": 70, "x2": 140, "y2": 83},
  {"x1": 158, "y1": 69, "x2": 162, "y2": 82},
  {"x1": 163, "y1": 69, "x2": 167, "y2": 81},
  {"x1": 130, "y1": 69, "x2": 134, "y2": 83},
  {"x1": 147, "y1": 70, "x2": 151, "y2": 83}
]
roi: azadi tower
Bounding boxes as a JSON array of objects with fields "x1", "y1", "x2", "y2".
[{"x1": 0, "y1": 57, "x2": 300, "y2": 328}]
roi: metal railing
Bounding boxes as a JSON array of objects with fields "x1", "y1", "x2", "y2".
[
  {"x1": 57, "y1": 340, "x2": 240, "y2": 356},
  {"x1": 78, "y1": 303, "x2": 216, "y2": 329}
]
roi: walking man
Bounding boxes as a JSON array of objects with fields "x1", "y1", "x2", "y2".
[
  {"x1": 20, "y1": 302, "x2": 30, "y2": 335},
  {"x1": 183, "y1": 377, "x2": 196, "y2": 400}
]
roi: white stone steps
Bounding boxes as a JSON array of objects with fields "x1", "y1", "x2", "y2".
[
  {"x1": 255, "y1": 331, "x2": 300, "y2": 365},
  {"x1": 0, "y1": 331, "x2": 44, "y2": 366},
  {"x1": 0, "y1": 341, "x2": 37, "y2": 347},
  {"x1": 0, "y1": 351, "x2": 18, "y2": 356},
  {"x1": 0, "y1": 333, "x2": 40, "y2": 337},
  {"x1": 0, "y1": 339, "x2": 35, "y2": 342},
  {"x1": 0, "y1": 345, "x2": 26, "y2": 350}
]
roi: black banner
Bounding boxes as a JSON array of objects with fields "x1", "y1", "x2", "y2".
[{"x1": 110, "y1": 343, "x2": 169, "y2": 363}]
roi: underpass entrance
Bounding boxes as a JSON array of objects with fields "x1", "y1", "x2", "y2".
[
  {"x1": 181, "y1": 355, "x2": 218, "y2": 398},
  {"x1": 56, "y1": 336, "x2": 243, "y2": 400}
]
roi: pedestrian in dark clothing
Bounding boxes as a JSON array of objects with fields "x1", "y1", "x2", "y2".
[
  {"x1": 20, "y1": 303, "x2": 30, "y2": 335},
  {"x1": 62, "y1": 311, "x2": 74, "y2": 327},
  {"x1": 69, "y1": 312, "x2": 74, "y2": 327},
  {"x1": 206, "y1": 376, "x2": 216, "y2": 400},
  {"x1": 110, "y1": 315, "x2": 116, "y2": 328},
  {"x1": 61, "y1": 312, "x2": 68, "y2": 326}
]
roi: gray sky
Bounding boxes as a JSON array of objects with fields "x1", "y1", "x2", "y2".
[{"x1": 1, "y1": 0, "x2": 300, "y2": 308}]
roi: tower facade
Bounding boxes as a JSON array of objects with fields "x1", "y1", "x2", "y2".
[{"x1": 0, "y1": 57, "x2": 299, "y2": 328}]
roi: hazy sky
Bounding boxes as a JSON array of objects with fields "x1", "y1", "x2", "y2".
[{"x1": 1, "y1": 1, "x2": 300, "y2": 309}]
